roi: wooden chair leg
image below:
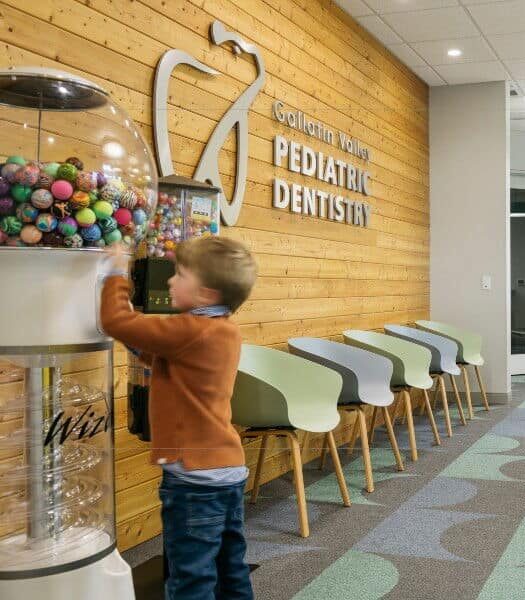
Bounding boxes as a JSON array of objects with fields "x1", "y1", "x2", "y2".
[
  {"x1": 250, "y1": 432, "x2": 268, "y2": 505},
  {"x1": 382, "y1": 406, "x2": 404, "y2": 471},
  {"x1": 319, "y1": 432, "x2": 328, "y2": 470},
  {"x1": 422, "y1": 389, "x2": 441, "y2": 446},
  {"x1": 301, "y1": 430, "x2": 309, "y2": 460},
  {"x1": 432, "y1": 377, "x2": 440, "y2": 410},
  {"x1": 449, "y1": 374, "x2": 467, "y2": 426},
  {"x1": 347, "y1": 413, "x2": 360, "y2": 455},
  {"x1": 326, "y1": 430, "x2": 351, "y2": 506},
  {"x1": 369, "y1": 406, "x2": 378, "y2": 445},
  {"x1": 474, "y1": 365, "x2": 490, "y2": 411},
  {"x1": 403, "y1": 390, "x2": 418, "y2": 462},
  {"x1": 461, "y1": 365, "x2": 474, "y2": 420},
  {"x1": 285, "y1": 430, "x2": 309, "y2": 538},
  {"x1": 438, "y1": 375, "x2": 453, "y2": 437},
  {"x1": 357, "y1": 408, "x2": 374, "y2": 493}
]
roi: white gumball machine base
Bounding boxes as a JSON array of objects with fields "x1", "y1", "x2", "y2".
[{"x1": 0, "y1": 549, "x2": 135, "y2": 600}]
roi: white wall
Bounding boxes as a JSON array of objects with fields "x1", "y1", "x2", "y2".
[{"x1": 430, "y1": 81, "x2": 510, "y2": 394}]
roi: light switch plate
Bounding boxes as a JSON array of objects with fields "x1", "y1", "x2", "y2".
[{"x1": 481, "y1": 275, "x2": 491, "y2": 290}]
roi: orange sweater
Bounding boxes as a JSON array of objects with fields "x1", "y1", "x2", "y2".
[{"x1": 100, "y1": 276, "x2": 245, "y2": 470}]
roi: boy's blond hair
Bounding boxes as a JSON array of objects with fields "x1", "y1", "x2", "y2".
[{"x1": 175, "y1": 236, "x2": 257, "y2": 312}]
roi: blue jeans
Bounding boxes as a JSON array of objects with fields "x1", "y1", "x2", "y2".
[{"x1": 159, "y1": 471, "x2": 253, "y2": 600}]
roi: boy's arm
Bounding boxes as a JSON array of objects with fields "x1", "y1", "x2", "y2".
[{"x1": 101, "y1": 276, "x2": 196, "y2": 359}]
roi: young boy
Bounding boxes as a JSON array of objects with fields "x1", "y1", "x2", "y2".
[{"x1": 100, "y1": 236, "x2": 257, "y2": 600}]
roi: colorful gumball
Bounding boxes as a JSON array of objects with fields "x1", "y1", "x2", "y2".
[
  {"x1": 65, "y1": 157, "x2": 84, "y2": 171},
  {"x1": 100, "y1": 183, "x2": 122, "y2": 204},
  {"x1": 210, "y1": 222, "x2": 219, "y2": 234},
  {"x1": 122, "y1": 221, "x2": 136, "y2": 237},
  {"x1": 88, "y1": 190, "x2": 99, "y2": 205},
  {"x1": 38, "y1": 171, "x2": 55, "y2": 190},
  {"x1": 93, "y1": 238, "x2": 106, "y2": 248},
  {"x1": 43, "y1": 162, "x2": 60, "y2": 178},
  {"x1": 6, "y1": 156, "x2": 26, "y2": 166},
  {"x1": 120, "y1": 188, "x2": 137, "y2": 209},
  {"x1": 51, "y1": 180, "x2": 74, "y2": 201},
  {"x1": 6, "y1": 236, "x2": 25, "y2": 247},
  {"x1": 57, "y1": 217, "x2": 78, "y2": 237},
  {"x1": 104, "y1": 229, "x2": 122, "y2": 245},
  {"x1": 92, "y1": 200, "x2": 113, "y2": 220},
  {"x1": 36, "y1": 213, "x2": 58, "y2": 233},
  {"x1": 56, "y1": 163, "x2": 78, "y2": 182},
  {"x1": 80, "y1": 223, "x2": 102, "y2": 243},
  {"x1": 76, "y1": 171, "x2": 98, "y2": 192},
  {"x1": 17, "y1": 203, "x2": 39, "y2": 223},
  {"x1": 1, "y1": 163, "x2": 21, "y2": 183},
  {"x1": 11, "y1": 184, "x2": 33, "y2": 204},
  {"x1": 133, "y1": 208, "x2": 146, "y2": 225},
  {"x1": 41, "y1": 231, "x2": 64, "y2": 247},
  {"x1": 0, "y1": 177, "x2": 9, "y2": 196},
  {"x1": 99, "y1": 215, "x2": 118, "y2": 234},
  {"x1": 75, "y1": 208, "x2": 96, "y2": 227},
  {"x1": 20, "y1": 224, "x2": 43, "y2": 245},
  {"x1": 14, "y1": 164, "x2": 40, "y2": 186},
  {"x1": 0, "y1": 230, "x2": 7, "y2": 245},
  {"x1": 0, "y1": 216, "x2": 22, "y2": 235},
  {"x1": 64, "y1": 233, "x2": 83, "y2": 248},
  {"x1": 114, "y1": 207, "x2": 132, "y2": 227},
  {"x1": 96, "y1": 171, "x2": 107, "y2": 188},
  {"x1": 0, "y1": 197, "x2": 14, "y2": 216},
  {"x1": 31, "y1": 189, "x2": 54, "y2": 210},
  {"x1": 50, "y1": 201, "x2": 72, "y2": 220},
  {"x1": 70, "y1": 191, "x2": 91, "y2": 210}
]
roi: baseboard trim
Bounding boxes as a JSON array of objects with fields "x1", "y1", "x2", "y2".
[{"x1": 122, "y1": 534, "x2": 163, "y2": 569}]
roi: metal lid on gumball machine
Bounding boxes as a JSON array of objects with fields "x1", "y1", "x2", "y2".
[{"x1": 158, "y1": 174, "x2": 221, "y2": 193}]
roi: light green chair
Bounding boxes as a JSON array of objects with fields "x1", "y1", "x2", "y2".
[
  {"x1": 343, "y1": 330, "x2": 441, "y2": 462},
  {"x1": 416, "y1": 320, "x2": 490, "y2": 418},
  {"x1": 231, "y1": 344, "x2": 350, "y2": 538}
]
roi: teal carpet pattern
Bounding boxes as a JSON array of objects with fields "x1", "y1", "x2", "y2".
[{"x1": 247, "y1": 382, "x2": 525, "y2": 599}]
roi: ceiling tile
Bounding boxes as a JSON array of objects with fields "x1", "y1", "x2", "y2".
[
  {"x1": 356, "y1": 15, "x2": 403, "y2": 45},
  {"x1": 381, "y1": 7, "x2": 479, "y2": 42},
  {"x1": 411, "y1": 65, "x2": 447, "y2": 86},
  {"x1": 435, "y1": 60, "x2": 507, "y2": 84},
  {"x1": 333, "y1": 0, "x2": 374, "y2": 17},
  {"x1": 387, "y1": 43, "x2": 427, "y2": 67},
  {"x1": 488, "y1": 32, "x2": 525, "y2": 61},
  {"x1": 505, "y1": 60, "x2": 525, "y2": 79},
  {"x1": 462, "y1": 0, "x2": 516, "y2": 5},
  {"x1": 467, "y1": 0, "x2": 525, "y2": 36},
  {"x1": 366, "y1": 0, "x2": 458, "y2": 13},
  {"x1": 412, "y1": 37, "x2": 496, "y2": 65}
]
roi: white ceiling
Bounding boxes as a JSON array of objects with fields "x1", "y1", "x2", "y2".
[{"x1": 336, "y1": 0, "x2": 525, "y2": 93}]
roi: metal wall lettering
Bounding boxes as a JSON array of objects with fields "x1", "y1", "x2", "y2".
[{"x1": 153, "y1": 21, "x2": 266, "y2": 227}]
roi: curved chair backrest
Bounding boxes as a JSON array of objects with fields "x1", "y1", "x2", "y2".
[
  {"x1": 231, "y1": 344, "x2": 343, "y2": 433},
  {"x1": 342, "y1": 330, "x2": 433, "y2": 389},
  {"x1": 415, "y1": 320, "x2": 484, "y2": 366},
  {"x1": 384, "y1": 325, "x2": 460, "y2": 376},
  {"x1": 288, "y1": 337, "x2": 394, "y2": 407}
]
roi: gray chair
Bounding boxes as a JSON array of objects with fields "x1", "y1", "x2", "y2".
[
  {"x1": 289, "y1": 337, "x2": 404, "y2": 494},
  {"x1": 343, "y1": 330, "x2": 441, "y2": 462},
  {"x1": 384, "y1": 325, "x2": 467, "y2": 437}
]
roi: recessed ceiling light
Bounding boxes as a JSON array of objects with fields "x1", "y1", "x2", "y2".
[{"x1": 448, "y1": 48, "x2": 462, "y2": 57}]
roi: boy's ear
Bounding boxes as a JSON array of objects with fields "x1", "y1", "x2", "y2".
[{"x1": 200, "y1": 286, "x2": 222, "y2": 306}]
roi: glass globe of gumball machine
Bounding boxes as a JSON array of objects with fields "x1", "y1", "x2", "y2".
[{"x1": 0, "y1": 67, "x2": 158, "y2": 600}]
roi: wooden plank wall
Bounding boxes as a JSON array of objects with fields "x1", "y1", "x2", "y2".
[{"x1": 0, "y1": 0, "x2": 429, "y2": 551}]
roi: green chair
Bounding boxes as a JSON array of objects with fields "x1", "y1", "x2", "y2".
[
  {"x1": 343, "y1": 330, "x2": 441, "y2": 462},
  {"x1": 231, "y1": 344, "x2": 350, "y2": 538},
  {"x1": 416, "y1": 320, "x2": 490, "y2": 418}
]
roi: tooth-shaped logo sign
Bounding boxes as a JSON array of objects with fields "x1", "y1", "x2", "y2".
[{"x1": 153, "y1": 21, "x2": 266, "y2": 227}]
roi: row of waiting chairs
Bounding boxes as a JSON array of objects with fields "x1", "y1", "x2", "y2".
[{"x1": 231, "y1": 320, "x2": 489, "y2": 538}]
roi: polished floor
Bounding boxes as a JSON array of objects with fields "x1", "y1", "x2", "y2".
[{"x1": 132, "y1": 381, "x2": 525, "y2": 599}]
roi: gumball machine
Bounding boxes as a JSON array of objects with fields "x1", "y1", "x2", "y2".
[{"x1": 0, "y1": 67, "x2": 158, "y2": 600}]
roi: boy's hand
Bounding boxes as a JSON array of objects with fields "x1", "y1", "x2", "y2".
[{"x1": 104, "y1": 242, "x2": 130, "y2": 274}]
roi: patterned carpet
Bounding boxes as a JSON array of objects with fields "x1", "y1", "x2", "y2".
[{"x1": 247, "y1": 382, "x2": 525, "y2": 600}]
